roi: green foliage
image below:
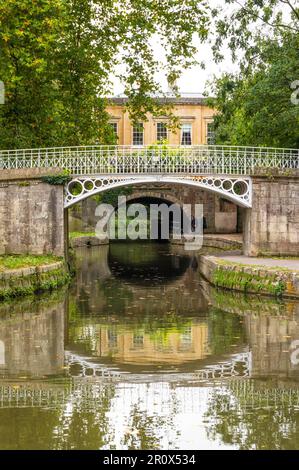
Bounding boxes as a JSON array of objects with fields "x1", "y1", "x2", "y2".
[
  {"x1": 209, "y1": 1, "x2": 299, "y2": 148},
  {"x1": 41, "y1": 170, "x2": 71, "y2": 185},
  {"x1": 208, "y1": 34, "x2": 299, "y2": 147},
  {"x1": 0, "y1": 0, "x2": 64, "y2": 148},
  {"x1": 0, "y1": 0, "x2": 210, "y2": 149},
  {"x1": 213, "y1": 0, "x2": 299, "y2": 64}
]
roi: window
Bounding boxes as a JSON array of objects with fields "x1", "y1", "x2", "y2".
[
  {"x1": 181, "y1": 123, "x2": 192, "y2": 145},
  {"x1": 132, "y1": 123, "x2": 144, "y2": 146},
  {"x1": 180, "y1": 327, "x2": 192, "y2": 346},
  {"x1": 157, "y1": 122, "x2": 167, "y2": 142},
  {"x1": 109, "y1": 122, "x2": 118, "y2": 139},
  {"x1": 207, "y1": 122, "x2": 215, "y2": 145},
  {"x1": 133, "y1": 333, "x2": 144, "y2": 348},
  {"x1": 108, "y1": 329, "x2": 118, "y2": 347}
]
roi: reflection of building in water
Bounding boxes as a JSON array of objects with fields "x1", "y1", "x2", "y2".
[
  {"x1": 95, "y1": 323, "x2": 209, "y2": 364},
  {"x1": 0, "y1": 295, "x2": 65, "y2": 377},
  {"x1": 0, "y1": 340, "x2": 4, "y2": 366}
]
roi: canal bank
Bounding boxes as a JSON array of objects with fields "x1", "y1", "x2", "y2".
[
  {"x1": 2, "y1": 232, "x2": 299, "y2": 301},
  {"x1": 0, "y1": 256, "x2": 70, "y2": 299},
  {"x1": 199, "y1": 254, "x2": 299, "y2": 298}
]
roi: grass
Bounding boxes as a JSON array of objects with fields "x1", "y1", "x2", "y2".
[
  {"x1": 69, "y1": 231, "x2": 96, "y2": 239},
  {"x1": 0, "y1": 254, "x2": 61, "y2": 272},
  {"x1": 212, "y1": 266, "x2": 286, "y2": 297}
]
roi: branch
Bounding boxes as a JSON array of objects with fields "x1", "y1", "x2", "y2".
[
  {"x1": 279, "y1": 0, "x2": 299, "y2": 22},
  {"x1": 232, "y1": 0, "x2": 299, "y2": 32}
]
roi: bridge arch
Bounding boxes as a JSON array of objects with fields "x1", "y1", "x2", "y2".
[
  {"x1": 64, "y1": 175, "x2": 252, "y2": 209},
  {"x1": 125, "y1": 190, "x2": 183, "y2": 208}
]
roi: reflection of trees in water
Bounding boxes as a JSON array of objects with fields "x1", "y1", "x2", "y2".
[
  {"x1": 121, "y1": 389, "x2": 180, "y2": 450},
  {"x1": 52, "y1": 385, "x2": 115, "y2": 450},
  {"x1": 0, "y1": 382, "x2": 116, "y2": 450},
  {"x1": 207, "y1": 309, "x2": 246, "y2": 356},
  {"x1": 204, "y1": 379, "x2": 299, "y2": 450},
  {"x1": 123, "y1": 403, "x2": 166, "y2": 450}
]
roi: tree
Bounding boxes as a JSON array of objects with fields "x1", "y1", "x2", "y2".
[
  {"x1": 0, "y1": 0, "x2": 210, "y2": 149},
  {"x1": 213, "y1": 0, "x2": 299, "y2": 65},
  {"x1": 0, "y1": 0, "x2": 64, "y2": 148},
  {"x1": 208, "y1": 32, "x2": 299, "y2": 147},
  {"x1": 207, "y1": 1, "x2": 299, "y2": 148}
]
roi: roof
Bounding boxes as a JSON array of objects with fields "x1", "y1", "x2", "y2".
[{"x1": 107, "y1": 92, "x2": 209, "y2": 106}]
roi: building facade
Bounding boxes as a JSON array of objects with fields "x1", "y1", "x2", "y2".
[{"x1": 106, "y1": 94, "x2": 216, "y2": 146}]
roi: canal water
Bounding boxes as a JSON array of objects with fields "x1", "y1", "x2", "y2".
[{"x1": 0, "y1": 243, "x2": 299, "y2": 450}]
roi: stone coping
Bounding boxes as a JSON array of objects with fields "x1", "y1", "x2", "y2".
[
  {"x1": 0, "y1": 261, "x2": 64, "y2": 279},
  {"x1": 0, "y1": 167, "x2": 63, "y2": 181},
  {"x1": 251, "y1": 168, "x2": 299, "y2": 179},
  {"x1": 198, "y1": 254, "x2": 299, "y2": 298},
  {"x1": 0, "y1": 260, "x2": 70, "y2": 299},
  {"x1": 202, "y1": 235, "x2": 242, "y2": 250}
]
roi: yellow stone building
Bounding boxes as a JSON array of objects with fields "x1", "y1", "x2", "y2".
[
  {"x1": 106, "y1": 94, "x2": 216, "y2": 146},
  {"x1": 95, "y1": 322, "x2": 210, "y2": 365}
]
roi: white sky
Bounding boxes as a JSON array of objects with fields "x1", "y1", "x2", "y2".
[{"x1": 112, "y1": 40, "x2": 237, "y2": 96}]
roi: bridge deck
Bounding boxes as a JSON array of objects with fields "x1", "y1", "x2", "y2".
[{"x1": 0, "y1": 144, "x2": 298, "y2": 176}]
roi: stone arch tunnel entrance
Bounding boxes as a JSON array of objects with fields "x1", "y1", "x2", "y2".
[{"x1": 68, "y1": 182, "x2": 243, "y2": 244}]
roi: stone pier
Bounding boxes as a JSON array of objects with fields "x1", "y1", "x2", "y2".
[
  {"x1": 244, "y1": 170, "x2": 299, "y2": 256},
  {"x1": 0, "y1": 169, "x2": 65, "y2": 256}
]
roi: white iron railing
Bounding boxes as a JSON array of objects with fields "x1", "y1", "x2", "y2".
[{"x1": 0, "y1": 144, "x2": 298, "y2": 176}]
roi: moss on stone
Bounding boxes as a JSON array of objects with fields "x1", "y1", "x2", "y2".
[
  {"x1": 212, "y1": 266, "x2": 286, "y2": 297},
  {"x1": 0, "y1": 263, "x2": 71, "y2": 300}
]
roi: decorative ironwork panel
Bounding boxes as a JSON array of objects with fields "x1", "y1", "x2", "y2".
[{"x1": 65, "y1": 174, "x2": 252, "y2": 208}]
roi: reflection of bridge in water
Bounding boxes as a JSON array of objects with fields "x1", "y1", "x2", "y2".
[
  {"x1": 65, "y1": 350, "x2": 251, "y2": 382},
  {"x1": 1, "y1": 374, "x2": 299, "y2": 413},
  {"x1": 0, "y1": 351, "x2": 252, "y2": 410}
]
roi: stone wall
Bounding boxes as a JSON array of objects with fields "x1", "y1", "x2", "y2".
[
  {"x1": 215, "y1": 197, "x2": 237, "y2": 233},
  {"x1": 0, "y1": 169, "x2": 65, "y2": 256},
  {"x1": 244, "y1": 170, "x2": 299, "y2": 256}
]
